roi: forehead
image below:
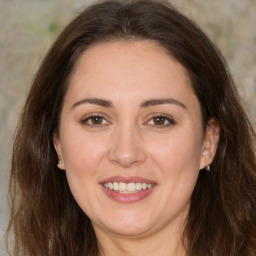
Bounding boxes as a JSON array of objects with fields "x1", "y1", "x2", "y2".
[{"x1": 65, "y1": 40, "x2": 197, "y2": 107}]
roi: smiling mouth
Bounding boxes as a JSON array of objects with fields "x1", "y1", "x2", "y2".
[{"x1": 103, "y1": 182, "x2": 154, "y2": 193}]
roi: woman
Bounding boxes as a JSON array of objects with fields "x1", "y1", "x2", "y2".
[{"x1": 6, "y1": 0, "x2": 256, "y2": 255}]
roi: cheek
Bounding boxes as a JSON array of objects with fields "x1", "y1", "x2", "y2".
[
  {"x1": 147, "y1": 129, "x2": 202, "y2": 203},
  {"x1": 60, "y1": 129, "x2": 108, "y2": 178},
  {"x1": 149, "y1": 129, "x2": 203, "y2": 173},
  {"x1": 155, "y1": 133, "x2": 202, "y2": 198},
  {"x1": 59, "y1": 131, "x2": 108, "y2": 211}
]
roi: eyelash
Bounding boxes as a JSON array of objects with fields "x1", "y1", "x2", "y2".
[
  {"x1": 80, "y1": 114, "x2": 110, "y2": 127},
  {"x1": 145, "y1": 114, "x2": 175, "y2": 128},
  {"x1": 80, "y1": 114, "x2": 175, "y2": 128}
]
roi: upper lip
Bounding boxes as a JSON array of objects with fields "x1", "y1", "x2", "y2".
[{"x1": 100, "y1": 176, "x2": 156, "y2": 184}]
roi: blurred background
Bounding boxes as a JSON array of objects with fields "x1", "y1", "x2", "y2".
[{"x1": 0, "y1": 0, "x2": 255, "y2": 255}]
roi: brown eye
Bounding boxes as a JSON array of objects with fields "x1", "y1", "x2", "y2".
[
  {"x1": 153, "y1": 116, "x2": 166, "y2": 125},
  {"x1": 90, "y1": 116, "x2": 103, "y2": 125},
  {"x1": 81, "y1": 115, "x2": 109, "y2": 127},
  {"x1": 147, "y1": 115, "x2": 175, "y2": 128}
]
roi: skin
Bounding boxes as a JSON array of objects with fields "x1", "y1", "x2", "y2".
[{"x1": 54, "y1": 40, "x2": 219, "y2": 256}]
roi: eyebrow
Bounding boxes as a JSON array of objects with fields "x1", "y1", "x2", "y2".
[
  {"x1": 71, "y1": 98, "x2": 113, "y2": 109},
  {"x1": 140, "y1": 98, "x2": 186, "y2": 109},
  {"x1": 71, "y1": 97, "x2": 186, "y2": 110}
]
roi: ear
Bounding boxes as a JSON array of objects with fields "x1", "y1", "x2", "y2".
[
  {"x1": 53, "y1": 132, "x2": 65, "y2": 170},
  {"x1": 200, "y1": 118, "x2": 219, "y2": 170}
]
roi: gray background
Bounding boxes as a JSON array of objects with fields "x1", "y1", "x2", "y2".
[{"x1": 1, "y1": 0, "x2": 255, "y2": 255}]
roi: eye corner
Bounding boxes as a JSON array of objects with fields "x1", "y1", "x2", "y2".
[
  {"x1": 144, "y1": 113, "x2": 176, "y2": 128},
  {"x1": 80, "y1": 113, "x2": 112, "y2": 128}
]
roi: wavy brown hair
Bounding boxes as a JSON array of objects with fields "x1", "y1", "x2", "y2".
[{"x1": 6, "y1": 0, "x2": 256, "y2": 255}]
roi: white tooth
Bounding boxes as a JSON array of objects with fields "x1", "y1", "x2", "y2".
[
  {"x1": 113, "y1": 182, "x2": 118, "y2": 191},
  {"x1": 136, "y1": 183, "x2": 142, "y2": 191},
  {"x1": 127, "y1": 182, "x2": 136, "y2": 192},
  {"x1": 108, "y1": 182, "x2": 113, "y2": 190},
  {"x1": 105, "y1": 181, "x2": 152, "y2": 192},
  {"x1": 119, "y1": 182, "x2": 127, "y2": 192},
  {"x1": 142, "y1": 183, "x2": 147, "y2": 190}
]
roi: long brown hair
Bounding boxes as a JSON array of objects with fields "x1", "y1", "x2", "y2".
[{"x1": 6, "y1": 1, "x2": 256, "y2": 255}]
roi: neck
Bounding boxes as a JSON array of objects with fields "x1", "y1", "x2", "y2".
[{"x1": 98, "y1": 236, "x2": 185, "y2": 256}]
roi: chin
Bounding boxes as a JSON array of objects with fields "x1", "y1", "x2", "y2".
[
  {"x1": 106, "y1": 223, "x2": 154, "y2": 237},
  {"x1": 93, "y1": 213, "x2": 159, "y2": 237}
]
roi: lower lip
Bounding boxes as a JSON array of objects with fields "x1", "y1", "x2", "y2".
[{"x1": 101, "y1": 185, "x2": 156, "y2": 203}]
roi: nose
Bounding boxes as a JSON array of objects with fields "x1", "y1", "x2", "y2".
[{"x1": 107, "y1": 125, "x2": 147, "y2": 168}]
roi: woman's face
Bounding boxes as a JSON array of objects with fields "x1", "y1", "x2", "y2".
[{"x1": 54, "y1": 40, "x2": 217, "y2": 238}]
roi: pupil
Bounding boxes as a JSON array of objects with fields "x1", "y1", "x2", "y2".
[
  {"x1": 154, "y1": 117, "x2": 165, "y2": 125},
  {"x1": 92, "y1": 116, "x2": 102, "y2": 124}
]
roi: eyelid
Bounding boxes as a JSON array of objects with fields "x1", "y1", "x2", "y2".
[
  {"x1": 144, "y1": 113, "x2": 176, "y2": 127},
  {"x1": 80, "y1": 113, "x2": 112, "y2": 127}
]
